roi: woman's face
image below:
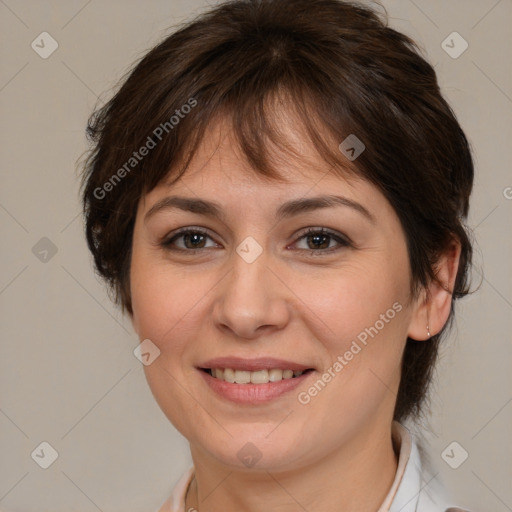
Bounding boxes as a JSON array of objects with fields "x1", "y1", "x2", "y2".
[{"x1": 130, "y1": 116, "x2": 422, "y2": 472}]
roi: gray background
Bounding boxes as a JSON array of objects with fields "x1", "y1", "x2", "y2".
[{"x1": 0, "y1": 0, "x2": 511, "y2": 511}]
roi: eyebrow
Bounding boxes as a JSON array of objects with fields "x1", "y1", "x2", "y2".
[{"x1": 144, "y1": 194, "x2": 375, "y2": 223}]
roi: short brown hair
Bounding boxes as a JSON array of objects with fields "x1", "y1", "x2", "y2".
[{"x1": 81, "y1": 0, "x2": 474, "y2": 422}]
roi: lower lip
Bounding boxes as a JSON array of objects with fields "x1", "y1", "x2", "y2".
[{"x1": 198, "y1": 369, "x2": 312, "y2": 404}]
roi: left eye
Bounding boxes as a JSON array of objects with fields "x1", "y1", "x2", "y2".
[
  {"x1": 161, "y1": 227, "x2": 350, "y2": 254},
  {"x1": 293, "y1": 228, "x2": 351, "y2": 253}
]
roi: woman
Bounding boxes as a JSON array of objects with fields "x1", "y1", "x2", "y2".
[{"x1": 81, "y1": 0, "x2": 474, "y2": 510}]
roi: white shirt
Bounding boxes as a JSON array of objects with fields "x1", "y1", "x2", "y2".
[{"x1": 156, "y1": 422, "x2": 470, "y2": 512}]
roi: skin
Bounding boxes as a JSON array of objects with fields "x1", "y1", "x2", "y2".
[{"x1": 129, "y1": 113, "x2": 460, "y2": 512}]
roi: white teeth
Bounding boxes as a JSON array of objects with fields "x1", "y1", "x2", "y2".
[
  {"x1": 223, "y1": 368, "x2": 235, "y2": 383},
  {"x1": 234, "y1": 370, "x2": 251, "y2": 384},
  {"x1": 268, "y1": 369, "x2": 283, "y2": 382},
  {"x1": 209, "y1": 368, "x2": 308, "y2": 384},
  {"x1": 250, "y1": 370, "x2": 269, "y2": 384}
]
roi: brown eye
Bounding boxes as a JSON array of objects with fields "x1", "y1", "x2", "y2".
[
  {"x1": 162, "y1": 228, "x2": 218, "y2": 252},
  {"x1": 293, "y1": 228, "x2": 351, "y2": 255}
]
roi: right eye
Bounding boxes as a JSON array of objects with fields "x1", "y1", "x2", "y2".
[{"x1": 161, "y1": 227, "x2": 220, "y2": 253}]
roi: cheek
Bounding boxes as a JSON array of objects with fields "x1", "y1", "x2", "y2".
[
  {"x1": 293, "y1": 258, "x2": 410, "y2": 348},
  {"x1": 130, "y1": 247, "x2": 213, "y2": 353},
  {"x1": 290, "y1": 258, "x2": 412, "y2": 418},
  {"x1": 130, "y1": 247, "x2": 212, "y2": 434}
]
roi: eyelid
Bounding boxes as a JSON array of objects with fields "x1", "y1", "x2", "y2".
[
  {"x1": 293, "y1": 226, "x2": 352, "y2": 245},
  {"x1": 289, "y1": 227, "x2": 352, "y2": 254},
  {"x1": 161, "y1": 226, "x2": 218, "y2": 248},
  {"x1": 160, "y1": 226, "x2": 352, "y2": 254}
]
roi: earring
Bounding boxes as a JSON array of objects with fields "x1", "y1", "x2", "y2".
[{"x1": 427, "y1": 324, "x2": 431, "y2": 338}]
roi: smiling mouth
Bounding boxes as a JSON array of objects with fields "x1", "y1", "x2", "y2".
[{"x1": 200, "y1": 367, "x2": 315, "y2": 384}]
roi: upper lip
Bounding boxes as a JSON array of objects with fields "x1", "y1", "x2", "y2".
[{"x1": 198, "y1": 357, "x2": 314, "y2": 372}]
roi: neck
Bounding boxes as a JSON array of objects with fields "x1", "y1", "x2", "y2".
[{"x1": 186, "y1": 421, "x2": 399, "y2": 512}]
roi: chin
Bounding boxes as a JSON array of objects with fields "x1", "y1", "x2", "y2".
[{"x1": 201, "y1": 432, "x2": 305, "y2": 472}]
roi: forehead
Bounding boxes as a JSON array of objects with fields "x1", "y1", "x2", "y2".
[
  {"x1": 137, "y1": 105, "x2": 394, "y2": 224},
  {"x1": 134, "y1": 111, "x2": 402, "y2": 239},
  {"x1": 154, "y1": 112, "x2": 362, "y2": 197}
]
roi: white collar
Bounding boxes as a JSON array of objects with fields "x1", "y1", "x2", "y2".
[
  {"x1": 378, "y1": 421, "x2": 415, "y2": 511},
  {"x1": 387, "y1": 422, "x2": 462, "y2": 512}
]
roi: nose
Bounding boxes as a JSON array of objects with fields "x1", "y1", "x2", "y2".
[{"x1": 212, "y1": 248, "x2": 291, "y2": 340}]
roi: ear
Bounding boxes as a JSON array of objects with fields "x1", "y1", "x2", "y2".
[{"x1": 407, "y1": 237, "x2": 462, "y2": 341}]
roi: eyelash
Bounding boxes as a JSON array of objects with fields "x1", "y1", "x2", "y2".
[{"x1": 161, "y1": 227, "x2": 352, "y2": 256}]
